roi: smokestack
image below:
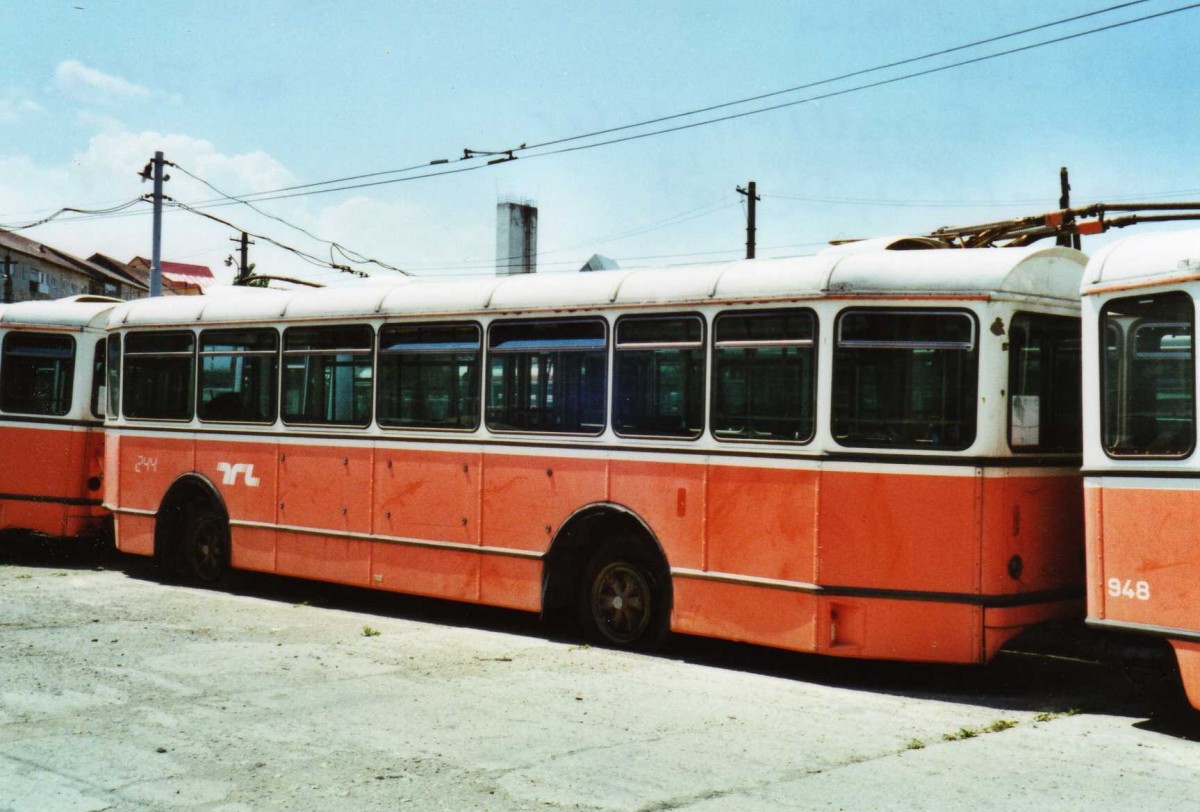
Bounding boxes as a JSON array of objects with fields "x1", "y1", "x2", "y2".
[{"x1": 496, "y1": 199, "x2": 537, "y2": 276}]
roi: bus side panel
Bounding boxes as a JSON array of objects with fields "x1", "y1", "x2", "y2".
[
  {"x1": 1096, "y1": 485, "x2": 1200, "y2": 631},
  {"x1": 817, "y1": 469, "x2": 981, "y2": 594},
  {"x1": 275, "y1": 530, "x2": 371, "y2": 586},
  {"x1": 277, "y1": 443, "x2": 372, "y2": 534},
  {"x1": 374, "y1": 448, "x2": 480, "y2": 545},
  {"x1": 481, "y1": 453, "x2": 608, "y2": 553},
  {"x1": 194, "y1": 438, "x2": 279, "y2": 573},
  {"x1": 816, "y1": 596, "x2": 983, "y2": 664},
  {"x1": 1083, "y1": 484, "x2": 1105, "y2": 618},
  {"x1": 0, "y1": 425, "x2": 76, "y2": 536},
  {"x1": 1170, "y1": 641, "x2": 1200, "y2": 712},
  {"x1": 371, "y1": 542, "x2": 480, "y2": 602},
  {"x1": 978, "y1": 473, "x2": 1084, "y2": 597},
  {"x1": 671, "y1": 577, "x2": 818, "y2": 650},
  {"x1": 115, "y1": 433, "x2": 194, "y2": 556},
  {"x1": 609, "y1": 459, "x2": 706, "y2": 569},
  {"x1": 478, "y1": 555, "x2": 542, "y2": 611},
  {"x1": 704, "y1": 464, "x2": 818, "y2": 581},
  {"x1": 114, "y1": 513, "x2": 155, "y2": 556}
]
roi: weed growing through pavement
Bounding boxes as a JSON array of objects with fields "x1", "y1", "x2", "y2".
[
  {"x1": 906, "y1": 738, "x2": 925, "y2": 750},
  {"x1": 1033, "y1": 708, "x2": 1081, "y2": 723},
  {"x1": 361, "y1": 626, "x2": 381, "y2": 637}
]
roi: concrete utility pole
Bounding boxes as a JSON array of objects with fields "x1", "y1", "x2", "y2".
[
  {"x1": 2, "y1": 255, "x2": 12, "y2": 304},
  {"x1": 1057, "y1": 167, "x2": 1081, "y2": 250},
  {"x1": 736, "y1": 181, "x2": 761, "y2": 259},
  {"x1": 231, "y1": 231, "x2": 254, "y2": 283},
  {"x1": 145, "y1": 151, "x2": 166, "y2": 297}
]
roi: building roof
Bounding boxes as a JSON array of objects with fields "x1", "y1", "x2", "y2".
[
  {"x1": 89, "y1": 253, "x2": 149, "y2": 291},
  {"x1": 129, "y1": 257, "x2": 217, "y2": 292},
  {"x1": 0, "y1": 229, "x2": 136, "y2": 289}
]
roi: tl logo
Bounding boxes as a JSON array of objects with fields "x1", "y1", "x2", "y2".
[{"x1": 217, "y1": 462, "x2": 261, "y2": 487}]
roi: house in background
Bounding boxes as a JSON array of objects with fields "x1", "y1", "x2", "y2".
[
  {"x1": 128, "y1": 257, "x2": 216, "y2": 295},
  {"x1": 1, "y1": 229, "x2": 148, "y2": 302}
]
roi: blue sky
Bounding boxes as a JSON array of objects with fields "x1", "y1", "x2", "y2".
[{"x1": 1, "y1": 1, "x2": 1197, "y2": 284}]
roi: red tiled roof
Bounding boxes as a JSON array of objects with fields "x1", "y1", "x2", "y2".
[{"x1": 129, "y1": 257, "x2": 216, "y2": 291}]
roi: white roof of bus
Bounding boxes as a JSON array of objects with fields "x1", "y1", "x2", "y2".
[
  {"x1": 107, "y1": 245, "x2": 1085, "y2": 327},
  {"x1": 1082, "y1": 227, "x2": 1200, "y2": 294},
  {"x1": 0, "y1": 296, "x2": 122, "y2": 330}
]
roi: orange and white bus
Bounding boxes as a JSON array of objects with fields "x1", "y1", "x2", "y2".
[
  {"x1": 0, "y1": 296, "x2": 119, "y2": 541},
  {"x1": 1082, "y1": 228, "x2": 1200, "y2": 708},
  {"x1": 104, "y1": 242, "x2": 1087, "y2": 663}
]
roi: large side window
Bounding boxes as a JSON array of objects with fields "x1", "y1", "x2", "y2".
[
  {"x1": 90, "y1": 339, "x2": 106, "y2": 418},
  {"x1": 199, "y1": 329, "x2": 278, "y2": 424},
  {"x1": 614, "y1": 315, "x2": 704, "y2": 438},
  {"x1": 833, "y1": 310, "x2": 978, "y2": 450},
  {"x1": 712, "y1": 309, "x2": 815, "y2": 443},
  {"x1": 123, "y1": 331, "x2": 195, "y2": 420},
  {"x1": 486, "y1": 319, "x2": 607, "y2": 434},
  {"x1": 0, "y1": 332, "x2": 75, "y2": 416},
  {"x1": 1008, "y1": 314, "x2": 1081, "y2": 452},
  {"x1": 106, "y1": 334, "x2": 121, "y2": 418},
  {"x1": 1101, "y1": 292, "x2": 1194, "y2": 457},
  {"x1": 378, "y1": 322, "x2": 480, "y2": 430},
  {"x1": 282, "y1": 326, "x2": 373, "y2": 426}
]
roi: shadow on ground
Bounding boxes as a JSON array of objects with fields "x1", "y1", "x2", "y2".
[{"x1": 4, "y1": 534, "x2": 1194, "y2": 732}]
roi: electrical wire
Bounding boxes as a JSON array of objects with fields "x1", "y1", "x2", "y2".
[{"x1": 0, "y1": 198, "x2": 146, "y2": 231}]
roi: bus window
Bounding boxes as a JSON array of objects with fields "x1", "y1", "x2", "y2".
[
  {"x1": 614, "y1": 315, "x2": 704, "y2": 438},
  {"x1": 1101, "y1": 292, "x2": 1194, "y2": 457},
  {"x1": 90, "y1": 339, "x2": 106, "y2": 418},
  {"x1": 123, "y1": 331, "x2": 195, "y2": 421},
  {"x1": 712, "y1": 309, "x2": 815, "y2": 443},
  {"x1": 198, "y1": 329, "x2": 278, "y2": 424},
  {"x1": 833, "y1": 310, "x2": 978, "y2": 450},
  {"x1": 378, "y1": 322, "x2": 480, "y2": 430},
  {"x1": 486, "y1": 319, "x2": 607, "y2": 434},
  {"x1": 1008, "y1": 314, "x2": 1081, "y2": 452},
  {"x1": 0, "y1": 332, "x2": 75, "y2": 416},
  {"x1": 106, "y1": 334, "x2": 121, "y2": 419},
  {"x1": 282, "y1": 326, "x2": 372, "y2": 427}
]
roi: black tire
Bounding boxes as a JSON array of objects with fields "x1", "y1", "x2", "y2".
[
  {"x1": 578, "y1": 543, "x2": 668, "y2": 650},
  {"x1": 179, "y1": 501, "x2": 229, "y2": 585}
]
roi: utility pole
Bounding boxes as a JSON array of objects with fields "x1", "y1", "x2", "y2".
[
  {"x1": 736, "y1": 181, "x2": 761, "y2": 259},
  {"x1": 2, "y1": 255, "x2": 12, "y2": 304},
  {"x1": 140, "y1": 151, "x2": 167, "y2": 296},
  {"x1": 231, "y1": 231, "x2": 254, "y2": 283},
  {"x1": 1057, "y1": 167, "x2": 1081, "y2": 250}
]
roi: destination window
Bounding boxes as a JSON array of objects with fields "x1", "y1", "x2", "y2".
[
  {"x1": 1008, "y1": 314, "x2": 1081, "y2": 452},
  {"x1": 486, "y1": 319, "x2": 607, "y2": 434},
  {"x1": 198, "y1": 329, "x2": 279, "y2": 424},
  {"x1": 1101, "y1": 291, "x2": 1195, "y2": 457},
  {"x1": 832, "y1": 309, "x2": 978, "y2": 450},
  {"x1": 378, "y1": 322, "x2": 481, "y2": 430},
  {"x1": 614, "y1": 315, "x2": 704, "y2": 438},
  {"x1": 0, "y1": 332, "x2": 75, "y2": 416},
  {"x1": 282, "y1": 326, "x2": 373, "y2": 427},
  {"x1": 712, "y1": 309, "x2": 815, "y2": 443},
  {"x1": 122, "y1": 331, "x2": 196, "y2": 421}
]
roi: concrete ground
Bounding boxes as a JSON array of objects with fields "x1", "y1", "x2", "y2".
[{"x1": 2, "y1": 538, "x2": 1198, "y2": 811}]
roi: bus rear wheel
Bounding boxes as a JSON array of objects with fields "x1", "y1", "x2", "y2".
[
  {"x1": 180, "y1": 502, "x2": 228, "y2": 584},
  {"x1": 578, "y1": 546, "x2": 666, "y2": 649}
]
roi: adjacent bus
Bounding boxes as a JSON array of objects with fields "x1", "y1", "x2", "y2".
[
  {"x1": 0, "y1": 296, "x2": 120, "y2": 541},
  {"x1": 1081, "y1": 227, "x2": 1200, "y2": 708},
  {"x1": 104, "y1": 244, "x2": 1087, "y2": 663}
]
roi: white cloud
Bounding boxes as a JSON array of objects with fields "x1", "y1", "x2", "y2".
[
  {"x1": 53, "y1": 60, "x2": 150, "y2": 106},
  {"x1": 0, "y1": 90, "x2": 43, "y2": 123}
]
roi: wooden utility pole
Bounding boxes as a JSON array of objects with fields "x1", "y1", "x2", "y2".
[
  {"x1": 737, "y1": 181, "x2": 761, "y2": 259},
  {"x1": 231, "y1": 231, "x2": 254, "y2": 283}
]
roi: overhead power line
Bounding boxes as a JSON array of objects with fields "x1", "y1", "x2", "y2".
[{"x1": 0, "y1": 198, "x2": 146, "y2": 231}]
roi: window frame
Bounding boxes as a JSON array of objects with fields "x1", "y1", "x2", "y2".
[
  {"x1": 280, "y1": 324, "x2": 374, "y2": 429},
  {"x1": 831, "y1": 307, "x2": 980, "y2": 451},
  {"x1": 709, "y1": 307, "x2": 818, "y2": 446},
  {"x1": 376, "y1": 320, "x2": 483, "y2": 432},
  {"x1": 121, "y1": 330, "x2": 197, "y2": 422},
  {"x1": 484, "y1": 317, "x2": 609, "y2": 437},
  {"x1": 197, "y1": 328, "x2": 280, "y2": 426},
  {"x1": 612, "y1": 312, "x2": 706, "y2": 441},
  {"x1": 90, "y1": 338, "x2": 106, "y2": 419},
  {"x1": 0, "y1": 330, "x2": 76, "y2": 417},
  {"x1": 1006, "y1": 312, "x2": 1082, "y2": 454}
]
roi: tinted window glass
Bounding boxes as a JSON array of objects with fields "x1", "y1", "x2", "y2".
[
  {"x1": 614, "y1": 315, "x2": 704, "y2": 438},
  {"x1": 198, "y1": 329, "x2": 278, "y2": 423},
  {"x1": 712, "y1": 309, "x2": 816, "y2": 443},
  {"x1": 378, "y1": 323, "x2": 480, "y2": 430},
  {"x1": 833, "y1": 310, "x2": 977, "y2": 449},
  {"x1": 1101, "y1": 292, "x2": 1194, "y2": 457},
  {"x1": 282, "y1": 326, "x2": 372, "y2": 426},
  {"x1": 107, "y1": 334, "x2": 121, "y2": 418},
  {"x1": 1008, "y1": 314, "x2": 1081, "y2": 452},
  {"x1": 123, "y1": 331, "x2": 195, "y2": 420},
  {"x1": 486, "y1": 320, "x2": 607, "y2": 434},
  {"x1": 91, "y1": 339, "x2": 105, "y2": 418},
  {"x1": 0, "y1": 332, "x2": 75, "y2": 416}
]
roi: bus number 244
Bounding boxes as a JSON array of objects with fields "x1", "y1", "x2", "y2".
[{"x1": 1107, "y1": 578, "x2": 1151, "y2": 601}]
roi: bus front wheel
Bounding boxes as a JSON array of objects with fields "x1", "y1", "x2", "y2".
[{"x1": 180, "y1": 502, "x2": 229, "y2": 584}]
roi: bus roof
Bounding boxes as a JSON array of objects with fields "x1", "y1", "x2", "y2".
[
  {"x1": 108, "y1": 244, "x2": 1086, "y2": 327},
  {"x1": 1082, "y1": 227, "x2": 1200, "y2": 295},
  {"x1": 0, "y1": 296, "x2": 123, "y2": 330}
]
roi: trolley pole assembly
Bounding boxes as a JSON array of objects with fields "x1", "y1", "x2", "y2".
[{"x1": 737, "y1": 181, "x2": 761, "y2": 259}]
